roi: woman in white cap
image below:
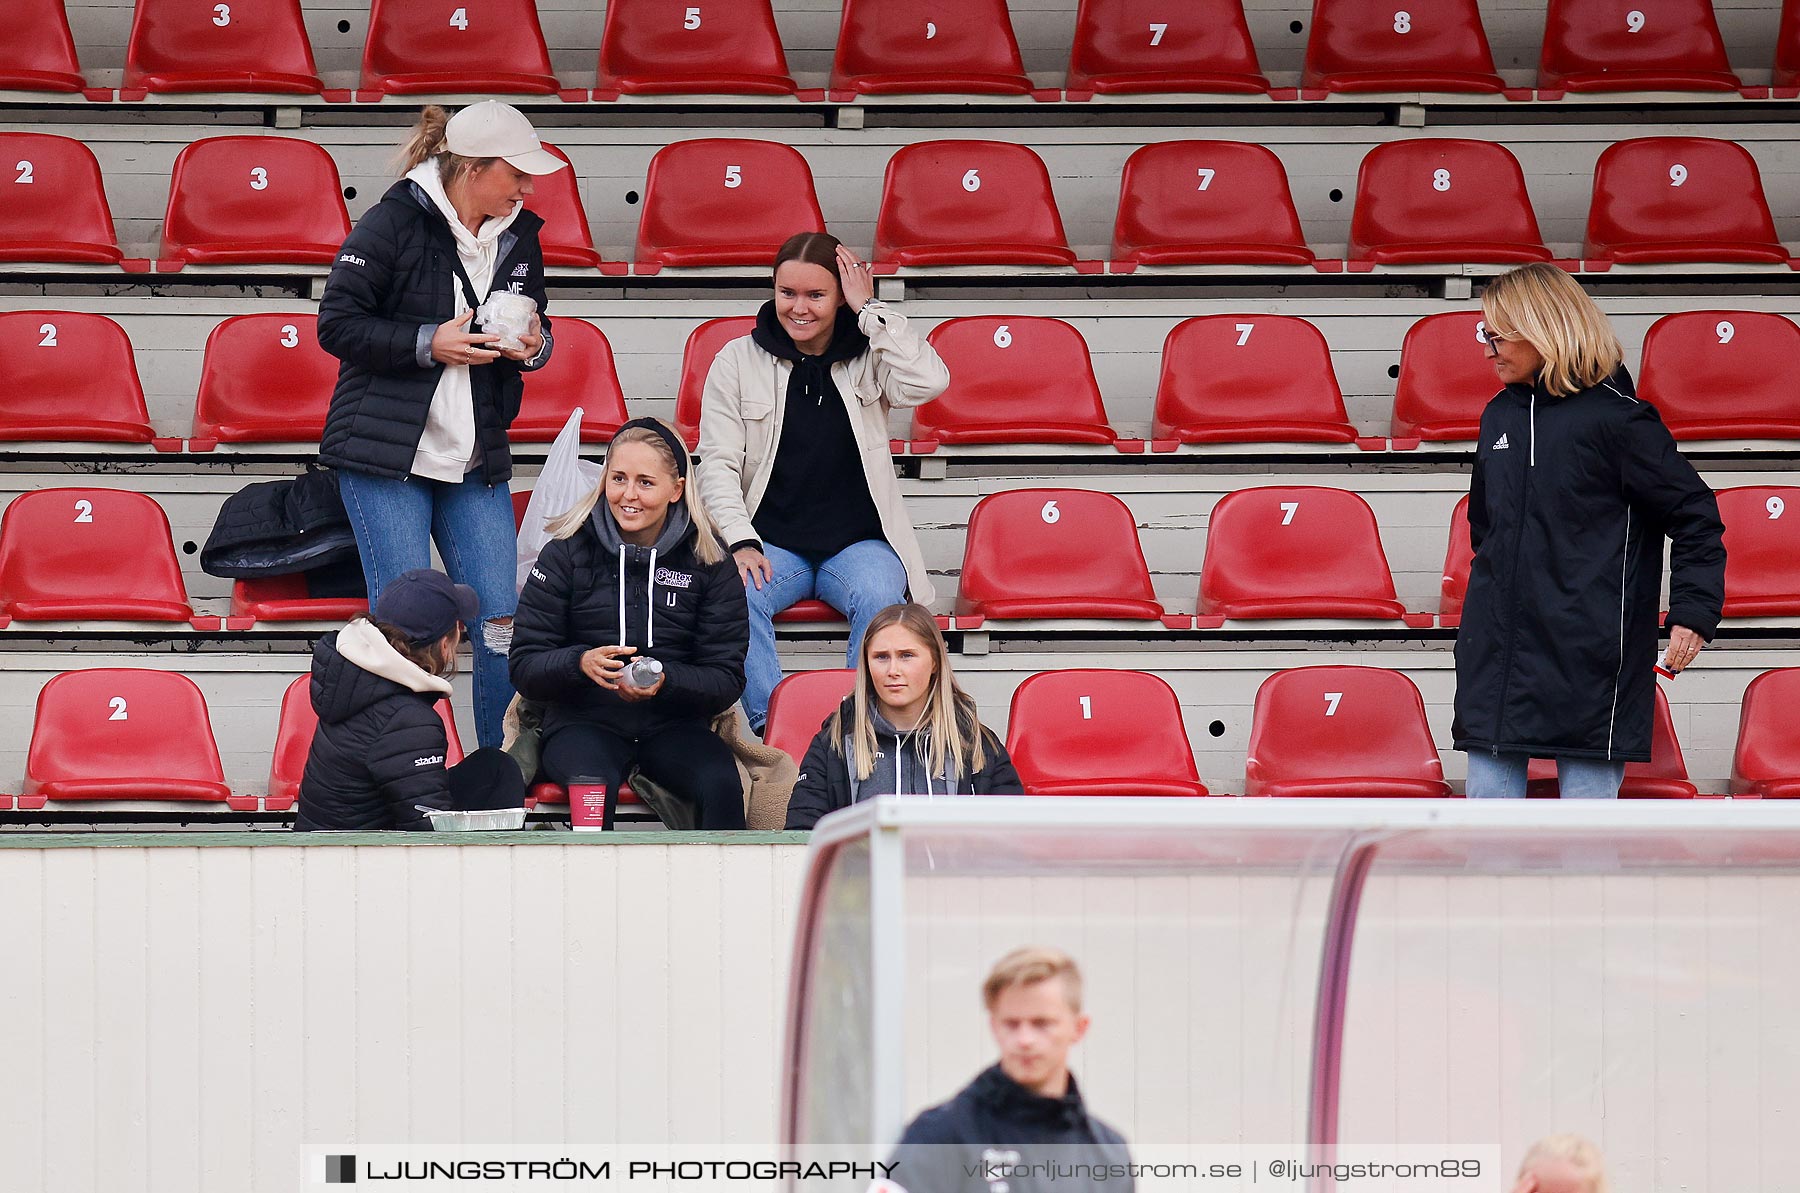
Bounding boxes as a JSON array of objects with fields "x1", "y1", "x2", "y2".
[{"x1": 317, "y1": 101, "x2": 568, "y2": 749}]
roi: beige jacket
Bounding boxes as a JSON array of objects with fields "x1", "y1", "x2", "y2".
[{"x1": 695, "y1": 301, "x2": 949, "y2": 606}]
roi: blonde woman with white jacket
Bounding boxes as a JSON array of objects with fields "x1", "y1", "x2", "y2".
[{"x1": 696, "y1": 231, "x2": 950, "y2": 734}]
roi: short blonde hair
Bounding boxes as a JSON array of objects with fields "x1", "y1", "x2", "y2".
[
  {"x1": 1517, "y1": 1134, "x2": 1607, "y2": 1193},
  {"x1": 983, "y1": 947, "x2": 1082, "y2": 1013},
  {"x1": 1480, "y1": 263, "x2": 1623, "y2": 398}
]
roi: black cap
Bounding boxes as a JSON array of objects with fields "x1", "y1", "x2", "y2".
[{"x1": 375, "y1": 569, "x2": 480, "y2": 644}]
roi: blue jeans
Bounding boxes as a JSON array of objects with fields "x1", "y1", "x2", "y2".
[
  {"x1": 337, "y1": 468, "x2": 518, "y2": 749},
  {"x1": 1465, "y1": 751, "x2": 1625, "y2": 799},
  {"x1": 743, "y1": 539, "x2": 908, "y2": 731}
]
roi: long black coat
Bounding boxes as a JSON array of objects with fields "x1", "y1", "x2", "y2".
[
  {"x1": 1452, "y1": 367, "x2": 1725, "y2": 761},
  {"x1": 315, "y1": 178, "x2": 549, "y2": 486}
]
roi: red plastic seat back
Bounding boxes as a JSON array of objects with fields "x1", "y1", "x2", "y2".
[
  {"x1": 2, "y1": 0, "x2": 89, "y2": 92},
  {"x1": 1638, "y1": 312, "x2": 1800, "y2": 440},
  {"x1": 1732, "y1": 668, "x2": 1800, "y2": 794},
  {"x1": 1066, "y1": 0, "x2": 1267, "y2": 96},
  {"x1": 1007, "y1": 669, "x2": 1208, "y2": 797},
  {"x1": 160, "y1": 136, "x2": 350, "y2": 268},
  {"x1": 830, "y1": 0, "x2": 1031, "y2": 96},
  {"x1": 1111, "y1": 141, "x2": 1311, "y2": 267},
  {"x1": 1539, "y1": 0, "x2": 1740, "y2": 93},
  {"x1": 1303, "y1": 0, "x2": 1505, "y2": 93},
  {"x1": 957, "y1": 489, "x2": 1161, "y2": 621},
  {"x1": 192, "y1": 314, "x2": 336, "y2": 445},
  {"x1": 26, "y1": 669, "x2": 227, "y2": 798},
  {"x1": 764, "y1": 669, "x2": 857, "y2": 764},
  {"x1": 1780, "y1": 1, "x2": 1800, "y2": 92},
  {"x1": 874, "y1": 142, "x2": 1076, "y2": 268},
  {"x1": 597, "y1": 0, "x2": 795, "y2": 96},
  {"x1": 1585, "y1": 138, "x2": 1787, "y2": 265},
  {"x1": 1199, "y1": 486, "x2": 1406, "y2": 620},
  {"x1": 0, "y1": 311, "x2": 152, "y2": 443},
  {"x1": 915, "y1": 317, "x2": 1115, "y2": 446},
  {"x1": 1390, "y1": 311, "x2": 1501, "y2": 442},
  {"x1": 510, "y1": 320, "x2": 628, "y2": 442},
  {"x1": 1718, "y1": 486, "x2": 1800, "y2": 616},
  {"x1": 268, "y1": 673, "x2": 465, "y2": 806},
  {"x1": 0, "y1": 132, "x2": 122, "y2": 264},
  {"x1": 1439, "y1": 495, "x2": 1473, "y2": 625},
  {"x1": 0, "y1": 489, "x2": 192, "y2": 621},
  {"x1": 124, "y1": 0, "x2": 323, "y2": 95},
  {"x1": 677, "y1": 316, "x2": 756, "y2": 448},
  {"x1": 1153, "y1": 315, "x2": 1354, "y2": 443},
  {"x1": 635, "y1": 139, "x2": 825, "y2": 270},
  {"x1": 1348, "y1": 140, "x2": 1549, "y2": 266},
  {"x1": 525, "y1": 144, "x2": 603, "y2": 268},
  {"x1": 1527, "y1": 687, "x2": 1694, "y2": 797},
  {"x1": 1244, "y1": 666, "x2": 1447, "y2": 798},
  {"x1": 360, "y1": 0, "x2": 560, "y2": 95}
]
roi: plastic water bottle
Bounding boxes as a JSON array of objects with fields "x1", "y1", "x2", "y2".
[{"x1": 626, "y1": 657, "x2": 664, "y2": 689}]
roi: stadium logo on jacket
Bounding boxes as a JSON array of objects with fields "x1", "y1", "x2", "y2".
[
  {"x1": 654, "y1": 567, "x2": 694, "y2": 589},
  {"x1": 413, "y1": 755, "x2": 445, "y2": 768}
]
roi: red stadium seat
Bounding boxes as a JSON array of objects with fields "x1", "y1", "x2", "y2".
[
  {"x1": 1150, "y1": 315, "x2": 1371, "y2": 447},
  {"x1": 0, "y1": 489, "x2": 196, "y2": 624},
  {"x1": 634, "y1": 139, "x2": 825, "y2": 273},
  {"x1": 1731, "y1": 668, "x2": 1800, "y2": 798},
  {"x1": 912, "y1": 317, "x2": 1119, "y2": 449},
  {"x1": 1389, "y1": 311, "x2": 1501, "y2": 446},
  {"x1": 525, "y1": 144, "x2": 620, "y2": 272},
  {"x1": 873, "y1": 142, "x2": 1090, "y2": 271},
  {"x1": 1638, "y1": 312, "x2": 1800, "y2": 440},
  {"x1": 763, "y1": 669, "x2": 857, "y2": 764},
  {"x1": 1065, "y1": 0, "x2": 1268, "y2": 98},
  {"x1": 0, "y1": 132, "x2": 132, "y2": 267},
  {"x1": 595, "y1": 0, "x2": 803, "y2": 98},
  {"x1": 1346, "y1": 140, "x2": 1552, "y2": 269},
  {"x1": 1006, "y1": 669, "x2": 1209, "y2": 797},
  {"x1": 1109, "y1": 141, "x2": 1313, "y2": 269},
  {"x1": 829, "y1": 0, "x2": 1045, "y2": 99},
  {"x1": 0, "y1": 311, "x2": 158, "y2": 445},
  {"x1": 1717, "y1": 486, "x2": 1800, "y2": 617},
  {"x1": 1301, "y1": 0, "x2": 1518, "y2": 96},
  {"x1": 508, "y1": 320, "x2": 629, "y2": 443},
  {"x1": 676, "y1": 316, "x2": 755, "y2": 448},
  {"x1": 955, "y1": 489, "x2": 1168, "y2": 626},
  {"x1": 1244, "y1": 666, "x2": 1450, "y2": 798},
  {"x1": 230, "y1": 576, "x2": 368, "y2": 625},
  {"x1": 1197, "y1": 486, "x2": 1424, "y2": 625},
  {"x1": 122, "y1": 0, "x2": 336, "y2": 100},
  {"x1": 3, "y1": 0, "x2": 102, "y2": 97},
  {"x1": 1584, "y1": 138, "x2": 1791, "y2": 267},
  {"x1": 775, "y1": 600, "x2": 842, "y2": 624},
  {"x1": 1438, "y1": 496, "x2": 1473, "y2": 628},
  {"x1": 189, "y1": 314, "x2": 336, "y2": 449},
  {"x1": 1779, "y1": 1, "x2": 1800, "y2": 97},
  {"x1": 1527, "y1": 687, "x2": 1697, "y2": 798},
  {"x1": 1538, "y1": 0, "x2": 1744, "y2": 97},
  {"x1": 21, "y1": 669, "x2": 250, "y2": 810},
  {"x1": 157, "y1": 136, "x2": 351, "y2": 271},
  {"x1": 266, "y1": 673, "x2": 460, "y2": 810},
  {"x1": 357, "y1": 0, "x2": 575, "y2": 99}
]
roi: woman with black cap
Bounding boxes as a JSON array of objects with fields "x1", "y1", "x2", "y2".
[{"x1": 510, "y1": 418, "x2": 751, "y2": 829}]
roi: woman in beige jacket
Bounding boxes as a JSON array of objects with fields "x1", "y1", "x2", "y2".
[{"x1": 696, "y1": 231, "x2": 949, "y2": 733}]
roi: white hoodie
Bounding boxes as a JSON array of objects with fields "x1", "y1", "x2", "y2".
[
  {"x1": 334, "y1": 617, "x2": 455, "y2": 697},
  {"x1": 404, "y1": 161, "x2": 522, "y2": 483}
]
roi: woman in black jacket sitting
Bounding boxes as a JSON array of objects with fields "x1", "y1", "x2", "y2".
[
  {"x1": 785, "y1": 602, "x2": 1021, "y2": 830},
  {"x1": 510, "y1": 418, "x2": 750, "y2": 829}
]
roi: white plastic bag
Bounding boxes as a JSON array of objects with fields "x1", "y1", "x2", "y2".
[
  {"x1": 516, "y1": 407, "x2": 602, "y2": 592},
  {"x1": 475, "y1": 290, "x2": 537, "y2": 352}
]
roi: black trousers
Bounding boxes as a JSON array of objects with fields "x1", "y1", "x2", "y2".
[
  {"x1": 540, "y1": 720, "x2": 744, "y2": 830},
  {"x1": 448, "y1": 747, "x2": 527, "y2": 810}
]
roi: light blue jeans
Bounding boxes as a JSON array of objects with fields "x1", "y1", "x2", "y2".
[
  {"x1": 743, "y1": 538, "x2": 907, "y2": 731},
  {"x1": 1465, "y1": 750, "x2": 1625, "y2": 799},
  {"x1": 337, "y1": 468, "x2": 518, "y2": 749}
]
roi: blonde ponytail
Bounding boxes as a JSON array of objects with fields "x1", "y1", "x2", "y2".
[{"x1": 393, "y1": 105, "x2": 450, "y2": 175}]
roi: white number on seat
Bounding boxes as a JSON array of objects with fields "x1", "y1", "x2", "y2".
[
  {"x1": 1769, "y1": 496, "x2": 1787, "y2": 519},
  {"x1": 1079, "y1": 695, "x2": 1093, "y2": 719},
  {"x1": 74, "y1": 499, "x2": 94, "y2": 523},
  {"x1": 449, "y1": 6, "x2": 469, "y2": 29},
  {"x1": 993, "y1": 324, "x2": 1012, "y2": 348},
  {"x1": 723, "y1": 164, "x2": 742, "y2": 188},
  {"x1": 212, "y1": 3, "x2": 230, "y2": 25},
  {"x1": 1040, "y1": 500, "x2": 1060, "y2": 524},
  {"x1": 925, "y1": 21, "x2": 937, "y2": 38},
  {"x1": 1393, "y1": 11, "x2": 1411, "y2": 34},
  {"x1": 1473, "y1": 319, "x2": 1488, "y2": 343},
  {"x1": 1149, "y1": 22, "x2": 1167, "y2": 45},
  {"x1": 961, "y1": 169, "x2": 981, "y2": 192},
  {"x1": 249, "y1": 167, "x2": 268, "y2": 191},
  {"x1": 1715, "y1": 320, "x2": 1735, "y2": 345},
  {"x1": 1279, "y1": 500, "x2": 1298, "y2": 525},
  {"x1": 1432, "y1": 168, "x2": 1451, "y2": 191},
  {"x1": 1195, "y1": 168, "x2": 1215, "y2": 191},
  {"x1": 280, "y1": 324, "x2": 300, "y2": 348},
  {"x1": 109, "y1": 697, "x2": 128, "y2": 721},
  {"x1": 1669, "y1": 164, "x2": 1688, "y2": 187},
  {"x1": 684, "y1": 7, "x2": 701, "y2": 29},
  {"x1": 38, "y1": 323, "x2": 57, "y2": 347},
  {"x1": 1626, "y1": 10, "x2": 1646, "y2": 32},
  {"x1": 1234, "y1": 322, "x2": 1254, "y2": 346},
  {"x1": 15, "y1": 161, "x2": 32, "y2": 184},
  {"x1": 1323, "y1": 692, "x2": 1342, "y2": 716}
]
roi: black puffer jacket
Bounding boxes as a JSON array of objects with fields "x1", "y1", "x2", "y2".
[
  {"x1": 316, "y1": 177, "x2": 550, "y2": 486},
  {"x1": 1452, "y1": 366, "x2": 1725, "y2": 762},
  {"x1": 295, "y1": 619, "x2": 456, "y2": 831},
  {"x1": 509, "y1": 502, "x2": 748, "y2": 743}
]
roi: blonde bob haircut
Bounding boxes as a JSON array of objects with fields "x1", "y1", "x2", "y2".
[
  {"x1": 830, "y1": 602, "x2": 989, "y2": 784},
  {"x1": 546, "y1": 419, "x2": 725, "y2": 565},
  {"x1": 1515, "y1": 1134, "x2": 1608, "y2": 1193},
  {"x1": 982, "y1": 947, "x2": 1083, "y2": 1013},
  {"x1": 1480, "y1": 263, "x2": 1623, "y2": 398}
]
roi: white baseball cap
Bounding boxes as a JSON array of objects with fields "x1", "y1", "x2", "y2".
[{"x1": 443, "y1": 101, "x2": 567, "y2": 176}]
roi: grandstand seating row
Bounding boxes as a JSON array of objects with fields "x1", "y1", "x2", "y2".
[
  {"x1": 7, "y1": 0, "x2": 1799, "y2": 102},
  {"x1": 6, "y1": 132, "x2": 1797, "y2": 276},
  {"x1": 9, "y1": 661, "x2": 1800, "y2": 815},
  {"x1": 3, "y1": 484, "x2": 1795, "y2": 629}
]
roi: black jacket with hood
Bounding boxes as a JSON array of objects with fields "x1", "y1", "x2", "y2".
[
  {"x1": 295, "y1": 618, "x2": 456, "y2": 831},
  {"x1": 784, "y1": 696, "x2": 1023, "y2": 829},
  {"x1": 509, "y1": 501, "x2": 748, "y2": 744},
  {"x1": 315, "y1": 176, "x2": 550, "y2": 486},
  {"x1": 1452, "y1": 366, "x2": 1725, "y2": 762}
]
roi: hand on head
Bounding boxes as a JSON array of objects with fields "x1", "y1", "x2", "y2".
[{"x1": 836, "y1": 245, "x2": 873, "y2": 313}]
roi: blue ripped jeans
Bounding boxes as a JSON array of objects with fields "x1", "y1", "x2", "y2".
[
  {"x1": 337, "y1": 468, "x2": 517, "y2": 749},
  {"x1": 1465, "y1": 751, "x2": 1625, "y2": 799}
]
